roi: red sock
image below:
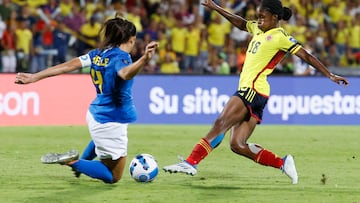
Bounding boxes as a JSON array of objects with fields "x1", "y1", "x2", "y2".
[
  {"x1": 186, "y1": 138, "x2": 212, "y2": 165},
  {"x1": 254, "y1": 149, "x2": 284, "y2": 169}
]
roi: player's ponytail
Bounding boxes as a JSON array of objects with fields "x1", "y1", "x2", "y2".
[{"x1": 282, "y1": 7, "x2": 292, "y2": 21}]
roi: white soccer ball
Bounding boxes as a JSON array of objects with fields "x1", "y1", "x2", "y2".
[{"x1": 129, "y1": 153, "x2": 158, "y2": 182}]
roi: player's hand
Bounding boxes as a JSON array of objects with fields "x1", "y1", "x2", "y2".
[
  {"x1": 201, "y1": 0, "x2": 217, "y2": 9},
  {"x1": 329, "y1": 73, "x2": 349, "y2": 86},
  {"x1": 144, "y1": 41, "x2": 159, "y2": 61},
  {"x1": 15, "y1": 73, "x2": 37, "y2": 84}
]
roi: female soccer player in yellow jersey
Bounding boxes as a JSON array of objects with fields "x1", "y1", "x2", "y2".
[{"x1": 163, "y1": 0, "x2": 349, "y2": 184}]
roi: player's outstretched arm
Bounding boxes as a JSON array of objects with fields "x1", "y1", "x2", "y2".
[
  {"x1": 295, "y1": 47, "x2": 349, "y2": 86},
  {"x1": 15, "y1": 58, "x2": 83, "y2": 84},
  {"x1": 201, "y1": 0, "x2": 248, "y2": 31},
  {"x1": 118, "y1": 41, "x2": 158, "y2": 80}
]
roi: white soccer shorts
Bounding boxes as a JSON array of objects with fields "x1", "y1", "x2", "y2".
[{"x1": 86, "y1": 110, "x2": 128, "y2": 160}]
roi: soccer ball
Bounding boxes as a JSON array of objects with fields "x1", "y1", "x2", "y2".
[{"x1": 129, "y1": 153, "x2": 158, "y2": 182}]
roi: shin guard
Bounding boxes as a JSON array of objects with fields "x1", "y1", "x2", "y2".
[{"x1": 186, "y1": 138, "x2": 212, "y2": 165}]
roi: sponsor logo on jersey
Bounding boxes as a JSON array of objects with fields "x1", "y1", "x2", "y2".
[{"x1": 289, "y1": 37, "x2": 297, "y2": 43}]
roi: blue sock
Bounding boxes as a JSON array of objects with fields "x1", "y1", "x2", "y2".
[
  {"x1": 71, "y1": 160, "x2": 113, "y2": 183},
  {"x1": 81, "y1": 140, "x2": 96, "y2": 160},
  {"x1": 210, "y1": 133, "x2": 225, "y2": 148}
]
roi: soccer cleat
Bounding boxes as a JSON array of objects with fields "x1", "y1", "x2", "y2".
[
  {"x1": 41, "y1": 149, "x2": 79, "y2": 165},
  {"x1": 282, "y1": 155, "x2": 298, "y2": 184},
  {"x1": 163, "y1": 161, "x2": 197, "y2": 176}
]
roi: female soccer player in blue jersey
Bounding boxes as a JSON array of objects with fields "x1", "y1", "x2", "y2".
[
  {"x1": 163, "y1": 0, "x2": 349, "y2": 184},
  {"x1": 15, "y1": 15, "x2": 159, "y2": 184}
]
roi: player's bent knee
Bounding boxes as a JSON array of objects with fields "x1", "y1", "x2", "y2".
[{"x1": 230, "y1": 141, "x2": 247, "y2": 155}]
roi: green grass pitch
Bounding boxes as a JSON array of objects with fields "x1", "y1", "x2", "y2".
[{"x1": 0, "y1": 125, "x2": 359, "y2": 203}]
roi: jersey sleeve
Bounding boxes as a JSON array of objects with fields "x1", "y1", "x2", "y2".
[
  {"x1": 246, "y1": 21, "x2": 259, "y2": 35},
  {"x1": 277, "y1": 33, "x2": 302, "y2": 55},
  {"x1": 114, "y1": 54, "x2": 132, "y2": 72}
]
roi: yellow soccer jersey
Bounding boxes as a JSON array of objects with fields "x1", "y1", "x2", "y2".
[
  {"x1": 348, "y1": 25, "x2": 360, "y2": 49},
  {"x1": 239, "y1": 21, "x2": 301, "y2": 96},
  {"x1": 15, "y1": 29, "x2": 33, "y2": 54},
  {"x1": 184, "y1": 28, "x2": 200, "y2": 56},
  {"x1": 207, "y1": 22, "x2": 227, "y2": 47},
  {"x1": 170, "y1": 27, "x2": 187, "y2": 53}
]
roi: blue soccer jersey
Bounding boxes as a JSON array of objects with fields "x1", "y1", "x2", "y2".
[{"x1": 79, "y1": 47, "x2": 136, "y2": 124}]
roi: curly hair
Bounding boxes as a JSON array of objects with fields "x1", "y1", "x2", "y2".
[{"x1": 261, "y1": 0, "x2": 292, "y2": 21}]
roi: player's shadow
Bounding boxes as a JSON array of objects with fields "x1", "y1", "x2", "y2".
[
  {"x1": 189, "y1": 182, "x2": 290, "y2": 191},
  {"x1": 22, "y1": 177, "x2": 117, "y2": 203},
  {"x1": 185, "y1": 175, "x2": 290, "y2": 191},
  {"x1": 189, "y1": 184, "x2": 243, "y2": 190}
]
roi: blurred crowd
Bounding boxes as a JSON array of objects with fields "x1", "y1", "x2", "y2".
[{"x1": 0, "y1": 0, "x2": 359, "y2": 75}]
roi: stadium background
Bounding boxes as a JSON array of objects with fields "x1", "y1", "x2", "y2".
[
  {"x1": 0, "y1": 0, "x2": 359, "y2": 74},
  {"x1": 0, "y1": 0, "x2": 359, "y2": 126}
]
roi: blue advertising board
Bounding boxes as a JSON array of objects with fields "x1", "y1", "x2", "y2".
[{"x1": 132, "y1": 75, "x2": 359, "y2": 125}]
